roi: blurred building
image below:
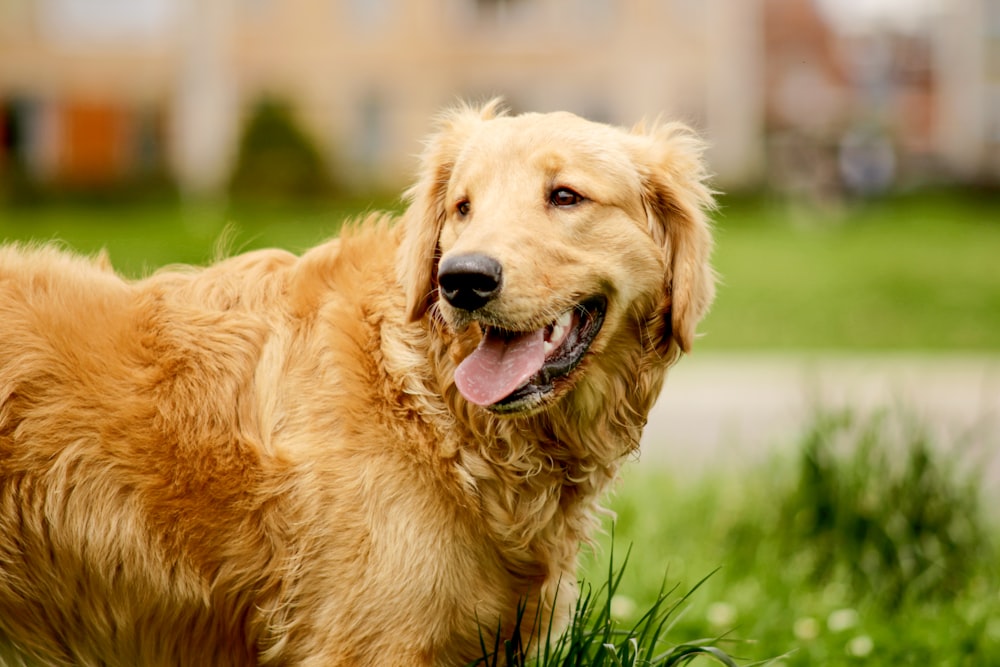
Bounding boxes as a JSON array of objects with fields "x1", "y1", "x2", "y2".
[
  {"x1": 0, "y1": 0, "x2": 175, "y2": 189},
  {"x1": 934, "y1": 0, "x2": 1000, "y2": 181},
  {"x1": 0, "y1": 0, "x2": 764, "y2": 194},
  {"x1": 0, "y1": 0, "x2": 997, "y2": 196},
  {"x1": 766, "y1": 0, "x2": 1000, "y2": 198}
]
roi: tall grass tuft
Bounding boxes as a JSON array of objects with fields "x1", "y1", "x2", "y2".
[
  {"x1": 785, "y1": 409, "x2": 991, "y2": 609},
  {"x1": 586, "y1": 407, "x2": 999, "y2": 665},
  {"x1": 472, "y1": 543, "x2": 746, "y2": 667}
]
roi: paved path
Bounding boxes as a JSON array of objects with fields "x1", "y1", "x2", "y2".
[{"x1": 637, "y1": 354, "x2": 1000, "y2": 493}]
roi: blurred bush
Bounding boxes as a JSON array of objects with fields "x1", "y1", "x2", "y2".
[{"x1": 228, "y1": 97, "x2": 333, "y2": 200}]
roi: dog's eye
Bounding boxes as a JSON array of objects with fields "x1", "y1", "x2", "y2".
[
  {"x1": 456, "y1": 200, "x2": 471, "y2": 216},
  {"x1": 550, "y1": 188, "x2": 583, "y2": 208}
]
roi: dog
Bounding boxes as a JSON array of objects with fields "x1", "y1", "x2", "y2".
[{"x1": 0, "y1": 100, "x2": 714, "y2": 666}]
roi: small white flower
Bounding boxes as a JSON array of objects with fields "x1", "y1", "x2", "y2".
[
  {"x1": 609, "y1": 594, "x2": 637, "y2": 620},
  {"x1": 793, "y1": 616, "x2": 820, "y2": 641},
  {"x1": 706, "y1": 601, "x2": 738, "y2": 628},
  {"x1": 827, "y1": 607, "x2": 860, "y2": 633},
  {"x1": 847, "y1": 634, "x2": 874, "y2": 657}
]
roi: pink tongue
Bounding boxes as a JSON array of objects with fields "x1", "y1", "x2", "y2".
[{"x1": 454, "y1": 328, "x2": 546, "y2": 406}]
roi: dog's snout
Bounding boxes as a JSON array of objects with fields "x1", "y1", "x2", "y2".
[{"x1": 437, "y1": 253, "x2": 503, "y2": 311}]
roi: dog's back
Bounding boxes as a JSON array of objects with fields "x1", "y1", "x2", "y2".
[{"x1": 0, "y1": 244, "x2": 294, "y2": 664}]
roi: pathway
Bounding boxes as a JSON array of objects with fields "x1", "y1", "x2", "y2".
[{"x1": 637, "y1": 353, "x2": 1000, "y2": 492}]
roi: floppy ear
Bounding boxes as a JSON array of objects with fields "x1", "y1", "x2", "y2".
[
  {"x1": 633, "y1": 121, "x2": 716, "y2": 354},
  {"x1": 399, "y1": 98, "x2": 507, "y2": 322}
]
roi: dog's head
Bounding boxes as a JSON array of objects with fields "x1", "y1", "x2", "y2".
[{"x1": 399, "y1": 100, "x2": 715, "y2": 415}]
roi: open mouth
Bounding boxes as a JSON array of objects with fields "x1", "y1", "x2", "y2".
[{"x1": 453, "y1": 296, "x2": 607, "y2": 413}]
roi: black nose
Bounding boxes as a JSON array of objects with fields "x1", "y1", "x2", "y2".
[{"x1": 437, "y1": 253, "x2": 503, "y2": 311}]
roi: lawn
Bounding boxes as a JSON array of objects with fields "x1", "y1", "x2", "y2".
[
  {"x1": 0, "y1": 196, "x2": 385, "y2": 276},
  {"x1": 702, "y1": 194, "x2": 1000, "y2": 351},
  {"x1": 700, "y1": 191, "x2": 1000, "y2": 351},
  {"x1": 2, "y1": 190, "x2": 998, "y2": 351},
  {"x1": 578, "y1": 410, "x2": 999, "y2": 666}
]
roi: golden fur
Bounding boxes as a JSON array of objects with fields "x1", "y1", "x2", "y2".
[{"x1": 0, "y1": 101, "x2": 714, "y2": 666}]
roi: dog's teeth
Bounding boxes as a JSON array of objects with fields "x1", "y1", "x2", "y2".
[{"x1": 543, "y1": 310, "x2": 574, "y2": 355}]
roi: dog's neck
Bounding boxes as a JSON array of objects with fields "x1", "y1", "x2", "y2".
[{"x1": 407, "y1": 312, "x2": 672, "y2": 582}]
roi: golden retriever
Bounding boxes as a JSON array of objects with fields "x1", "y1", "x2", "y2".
[{"x1": 0, "y1": 100, "x2": 714, "y2": 666}]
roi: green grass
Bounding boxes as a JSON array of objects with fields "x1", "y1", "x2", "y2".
[
  {"x1": 0, "y1": 197, "x2": 387, "y2": 277},
  {"x1": 473, "y1": 546, "x2": 744, "y2": 667},
  {"x1": 580, "y1": 410, "x2": 999, "y2": 666},
  {"x1": 2, "y1": 190, "x2": 998, "y2": 350},
  {"x1": 700, "y1": 191, "x2": 1000, "y2": 351}
]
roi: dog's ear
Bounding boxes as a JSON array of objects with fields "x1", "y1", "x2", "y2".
[
  {"x1": 632, "y1": 121, "x2": 716, "y2": 354},
  {"x1": 399, "y1": 98, "x2": 506, "y2": 322}
]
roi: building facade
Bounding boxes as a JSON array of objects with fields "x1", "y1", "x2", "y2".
[{"x1": 1, "y1": 0, "x2": 996, "y2": 196}]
